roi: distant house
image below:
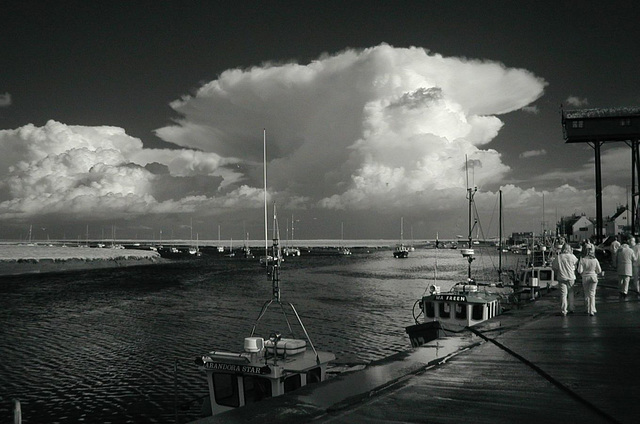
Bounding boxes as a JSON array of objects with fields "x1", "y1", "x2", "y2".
[
  {"x1": 558, "y1": 214, "x2": 594, "y2": 243},
  {"x1": 605, "y1": 205, "x2": 629, "y2": 236}
]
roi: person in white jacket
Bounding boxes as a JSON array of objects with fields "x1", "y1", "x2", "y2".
[
  {"x1": 552, "y1": 243, "x2": 579, "y2": 316},
  {"x1": 632, "y1": 236, "x2": 640, "y2": 298},
  {"x1": 577, "y1": 245, "x2": 602, "y2": 316},
  {"x1": 616, "y1": 235, "x2": 637, "y2": 298}
]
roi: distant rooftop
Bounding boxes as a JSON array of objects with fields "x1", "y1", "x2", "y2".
[{"x1": 563, "y1": 106, "x2": 640, "y2": 119}]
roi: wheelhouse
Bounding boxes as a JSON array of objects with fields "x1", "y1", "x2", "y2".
[
  {"x1": 406, "y1": 283, "x2": 504, "y2": 348},
  {"x1": 195, "y1": 336, "x2": 334, "y2": 416},
  {"x1": 421, "y1": 284, "x2": 500, "y2": 328},
  {"x1": 519, "y1": 266, "x2": 557, "y2": 289}
]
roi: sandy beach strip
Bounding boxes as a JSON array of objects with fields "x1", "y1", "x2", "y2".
[{"x1": 0, "y1": 244, "x2": 162, "y2": 276}]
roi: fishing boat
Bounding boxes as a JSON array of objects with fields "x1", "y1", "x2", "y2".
[
  {"x1": 194, "y1": 130, "x2": 335, "y2": 416},
  {"x1": 405, "y1": 159, "x2": 512, "y2": 348},
  {"x1": 194, "y1": 214, "x2": 334, "y2": 415},
  {"x1": 512, "y1": 236, "x2": 559, "y2": 300}
]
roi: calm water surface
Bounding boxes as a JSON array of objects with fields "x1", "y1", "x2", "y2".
[{"x1": 0, "y1": 247, "x2": 522, "y2": 423}]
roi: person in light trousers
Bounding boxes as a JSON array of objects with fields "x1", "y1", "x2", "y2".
[
  {"x1": 633, "y1": 236, "x2": 640, "y2": 298},
  {"x1": 552, "y1": 243, "x2": 579, "y2": 316},
  {"x1": 616, "y1": 235, "x2": 637, "y2": 298},
  {"x1": 577, "y1": 245, "x2": 602, "y2": 316}
]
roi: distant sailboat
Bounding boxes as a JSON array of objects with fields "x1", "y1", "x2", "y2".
[
  {"x1": 393, "y1": 217, "x2": 409, "y2": 258},
  {"x1": 242, "y1": 231, "x2": 255, "y2": 259},
  {"x1": 283, "y1": 215, "x2": 301, "y2": 257},
  {"x1": 217, "y1": 225, "x2": 225, "y2": 253},
  {"x1": 338, "y1": 222, "x2": 351, "y2": 255},
  {"x1": 225, "y1": 238, "x2": 235, "y2": 257}
]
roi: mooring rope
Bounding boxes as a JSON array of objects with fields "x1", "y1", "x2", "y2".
[{"x1": 467, "y1": 326, "x2": 622, "y2": 424}]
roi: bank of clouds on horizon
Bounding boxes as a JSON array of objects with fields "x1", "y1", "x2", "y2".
[{"x1": 0, "y1": 45, "x2": 627, "y2": 236}]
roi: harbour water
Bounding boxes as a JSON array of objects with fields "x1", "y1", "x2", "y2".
[{"x1": 0, "y1": 246, "x2": 523, "y2": 423}]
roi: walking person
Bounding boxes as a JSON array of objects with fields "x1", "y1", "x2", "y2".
[
  {"x1": 633, "y1": 236, "x2": 640, "y2": 298},
  {"x1": 552, "y1": 242, "x2": 579, "y2": 316},
  {"x1": 610, "y1": 235, "x2": 621, "y2": 266},
  {"x1": 617, "y1": 235, "x2": 637, "y2": 298},
  {"x1": 577, "y1": 244, "x2": 602, "y2": 316}
]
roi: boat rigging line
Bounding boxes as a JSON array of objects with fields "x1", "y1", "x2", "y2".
[{"x1": 250, "y1": 130, "x2": 321, "y2": 364}]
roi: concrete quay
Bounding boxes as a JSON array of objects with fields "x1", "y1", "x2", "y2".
[{"x1": 192, "y1": 275, "x2": 640, "y2": 424}]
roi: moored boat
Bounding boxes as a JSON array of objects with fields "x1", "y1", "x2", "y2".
[
  {"x1": 406, "y1": 158, "x2": 512, "y2": 347},
  {"x1": 194, "y1": 130, "x2": 334, "y2": 416},
  {"x1": 393, "y1": 217, "x2": 410, "y2": 258},
  {"x1": 405, "y1": 281, "x2": 505, "y2": 347},
  {"x1": 194, "y1": 229, "x2": 334, "y2": 415},
  {"x1": 283, "y1": 246, "x2": 301, "y2": 256},
  {"x1": 338, "y1": 246, "x2": 352, "y2": 255},
  {"x1": 393, "y1": 243, "x2": 410, "y2": 258}
]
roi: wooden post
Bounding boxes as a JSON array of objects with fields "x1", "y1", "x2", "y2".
[{"x1": 14, "y1": 399, "x2": 21, "y2": 424}]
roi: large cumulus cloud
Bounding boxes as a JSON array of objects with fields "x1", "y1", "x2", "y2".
[
  {"x1": 157, "y1": 44, "x2": 547, "y2": 211},
  {"x1": 11, "y1": 44, "x2": 616, "y2": 237},
  {"x1": 0, "y1": 120, "x2": 259, "y2": 220}
]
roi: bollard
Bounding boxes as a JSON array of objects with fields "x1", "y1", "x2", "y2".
[{"x1": 14, "y1": 399, "x2": 21, "y2": 424}]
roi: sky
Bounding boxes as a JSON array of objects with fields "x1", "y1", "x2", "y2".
[{"x1": 2, "y1": 0, "x2": 640, "y2": 243}]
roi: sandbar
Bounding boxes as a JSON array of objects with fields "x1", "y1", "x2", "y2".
[{"x1": 0, "y1": 244, "x2": 162, "y2": 276}]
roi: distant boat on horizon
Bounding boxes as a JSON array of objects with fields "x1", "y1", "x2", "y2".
[{"x1": 393, "y1": 217, "x2": 409, "y2": 258}]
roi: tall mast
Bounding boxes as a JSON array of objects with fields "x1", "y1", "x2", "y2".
[
  {"x1": 263, "y1": 129, "x2": 268, "y2": 260},
  {"x1": 499, "y1": 189, "x2": 503, "y2": 277},
  {"x1": 271, "y1": 203, "x2": 281, "y2": 301},
  {"x1": 465, "y1": 156, "x2": 477, "y2": 279}
]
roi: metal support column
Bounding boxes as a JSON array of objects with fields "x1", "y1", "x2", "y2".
[
  {"x1": 633, "y1": 140, "x2": 638, "y2": 235},
  {"x1": 593, "y1": 141, "x2": 603, "y2": 244}
]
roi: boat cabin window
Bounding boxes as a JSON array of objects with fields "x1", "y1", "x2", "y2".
[
  {"x1": 539, "y1": 269, "x2": 553, "y2": 281},
  {"x1": 425, "y1": 301, "x2": 435, "y2": 318},
  {"x1": 439, "y1": 302, "x2": 450, "y2": 318},
  {"x1": 455, "y1": 303, "x2": 467, "y2": 319},
  {"x1": 284, "y1": 374, "x2": 302, "y2": 393},
  {"x1": 306, "y1": 367, "x2": 322, "y2": 384},
  {"x1": 472, "y1": 304, "x2": 484, "y2": 320},
  {"x1": 213, "y1": 373, "x2": 240, "y2": 407},
  {"x1": 243, "y1": 375, "x2": 272, "y2": 404}
]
